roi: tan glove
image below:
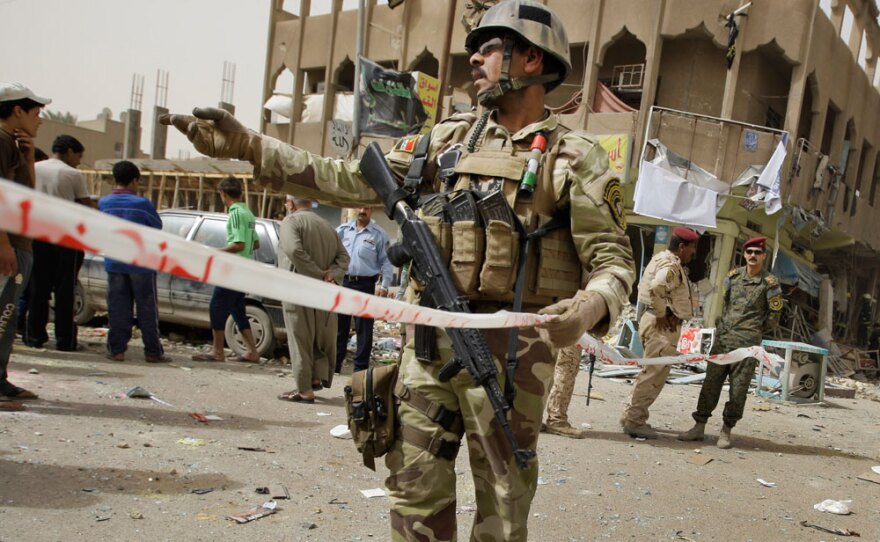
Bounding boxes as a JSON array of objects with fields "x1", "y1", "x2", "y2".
[
  {"x1": 537, "y1": 290, "x2": 608, "y2": 348},
  {"x1": 159, "y1": 107, "x2": 261, "y2": 163}
]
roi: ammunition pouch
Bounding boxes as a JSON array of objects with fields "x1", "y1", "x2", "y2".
[{"x1": 344, "y1": 363, "x2": 400, "y2": 471}]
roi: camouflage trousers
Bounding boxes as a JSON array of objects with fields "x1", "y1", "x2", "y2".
[
  {"x1": 693, "y1": 340, "x2": 758, "y2": 427},
  {"x1": 545, "y1": 345, "x2": 581, "y2": 425},
  {"x1": 622, "y1": 313, "x2": 680, "y2": 425},
  {"x1": 384, "y1": 326, "x2": 555, "y2": 542}
]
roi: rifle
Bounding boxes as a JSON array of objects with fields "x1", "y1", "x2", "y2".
[
  {"x1": 585, "y1": 352, "x2": 596, "y2": 406},
  {"x1": 358, "y1": 142, "x2": 536, "y2": 470}
]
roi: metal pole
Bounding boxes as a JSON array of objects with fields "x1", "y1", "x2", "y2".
[{"x1": 350, "y1": 0, "x2": 366, "y2": 159}]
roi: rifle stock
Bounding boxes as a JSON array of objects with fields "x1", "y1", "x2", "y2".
[{"x1": 358, "y1": 142, "x2": 536, "y2": 470}]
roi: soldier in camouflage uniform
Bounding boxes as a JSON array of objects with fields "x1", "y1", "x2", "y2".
[
  {"x1": 542, "y1": 345, "x2": 587, "y2": 438},
  {"x1": 621, "y1": 227, "x2": 700, "y2": 439},
  {"x1": 679, "y1": 236, "x2": 782, "y2": 449},
  {"x1": 163, "y1": 1, "x2": 634, "y2": 539}
]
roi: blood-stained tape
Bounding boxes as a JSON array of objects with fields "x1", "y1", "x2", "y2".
[
  {"x1": 578, "y1": 333, "x2": 787, "y2": 371},
  {"x1": 0, "y1": 179, "x2": 548, "y2": 330}
]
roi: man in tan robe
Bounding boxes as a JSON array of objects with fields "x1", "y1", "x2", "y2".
[{"x1": 277, "y1": 197, "x2": 349, "y2": 403}]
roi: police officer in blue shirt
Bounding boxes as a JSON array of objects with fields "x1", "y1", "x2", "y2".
[{"x1": 335, "y1": 207, "x2": 394, "y2": 372}]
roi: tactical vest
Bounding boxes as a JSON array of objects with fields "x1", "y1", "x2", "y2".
[{"x1": 413, "y1": 114, "x2": 582, "y2": 309}]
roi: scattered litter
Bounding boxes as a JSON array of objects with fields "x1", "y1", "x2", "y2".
[
  {"x1": 799, "y1": 520, "x2": 860, "y2": 537},
  {"x1": 86, "y1": 372, "x2": 108, "y2": 377},
  {"x1": 179, "y1": 366, "x2": 193, "y2": 372},
  {"x1": 856, "y1": 470, "x2": 880, "y2": 485},
  {"x1": 191, "y1": 488, "x2": 214, "y2": 495},
  {"x1": 537, "y1": 477, "x2": 549, "y2": 485},
  {"x1": 81, "y1": 487, "x2": 98, "y2": 493},
  {"x1": 126, "y1": 385, "x2": 173, "y2": 406},
  {"x1": 227, "y1": 501, "x2": 278, "y2": 524},
  {"x1": 95, "y1": 516, "x2": 111, "y2": 522},
  {"x1": 316, "y1": 412, "x2": 332, "y2": 417},
  {"x1": 301, "y1": 522, "x2": 317, "y2": 530},
  {"x1": 796, "y1": 413, "x2": 812, "y2": 418},
  {"x1": 237, "y1": 446, "x2": 267, "y2": 452},
  {"x1": 204, "y1": 415, "x2": 223, "y2": 421},
  {"x1": 255, "y1": 485, "x2": 288, "y2": 499},
  {"x1": 813, "y1": 499, "x2": 852, "y2": 515},
  {"x1": 177, "y1": 437, "x2": 206, "y2": 447},
  {"x1": 28, "y1": 368, "x2": 39, "y2": 374},
  {"x1": 756, "y1": 478, "x2": 776, "y2": 488},
  {"x1": 457, "y1": 505, "x2": 477, "y2": 514},
  {"x1": 328, "y1": 497, "x2": 347, "y2": 505},
  {"x1": 116, "y1": 442, "x2": 130, "y2": 449},
  {"x1": 360, "y1": 488, "x2": 386, "y2": 498},
  {"x1": 687, "y1": 455, "x2": 713, "y2": 466},
  {"x1": 752, "y1": 404, "x2": 771, "y2": 412},
  {"x1": 129, "y1": 510, "x2": 144, "y2": 520},
  {"x1": 873, "y1": 466, "x2": 880, "y2": 474},
  {"x1": 126, "y1": 386, "x2": 151, "y2": 398},
  {"x1": 189, "y1": 413, "x2": 210, "y2": 423},
  {"x1": 330, "y1": 425, "x2": 352, "y2": 439}
]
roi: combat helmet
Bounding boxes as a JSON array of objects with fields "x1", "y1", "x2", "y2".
[{"x1": 465, "y1": 0, "x2": 571, "y2": 104}]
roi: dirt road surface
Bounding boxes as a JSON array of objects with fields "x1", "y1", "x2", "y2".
[{"x1": 2, "y1": 332, "x2": 879, "y2": 541}]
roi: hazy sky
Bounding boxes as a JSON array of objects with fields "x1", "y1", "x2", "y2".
[{"x1": 0, "y1": 0, "x2": 274, "y2": 158}]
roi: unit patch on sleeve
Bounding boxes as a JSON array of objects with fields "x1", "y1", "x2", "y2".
[{"x1": 603, "y1": 178, "x2": 626, "y2": 229}]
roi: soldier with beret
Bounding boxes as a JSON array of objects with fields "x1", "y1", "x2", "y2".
[
  {"x1": 621, "y1": 226, "x2": 700, "y2": 438},
  {"x1": 679, "y1": 236, "x2": 782, "y2": 449}
]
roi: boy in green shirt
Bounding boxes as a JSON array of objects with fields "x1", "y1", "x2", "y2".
[{"x1": 192, "y1": 176, "x2": 261, "y2": 362}]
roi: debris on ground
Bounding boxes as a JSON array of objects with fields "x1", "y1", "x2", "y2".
[
  {"x1": 756, "y1": 478, "x2": 776, "y2": 488},
  {"x1": 360, "y1": 488, "x2": 386, "y2": 498},
  {"x1": 813, "y1": 499, "x2": 853, "y2": 515},
  {"x1": 255, "y1": 485, "x2": 289, "y2": 499},
  {"x1": 227, "y1": 501, "x2": 278, "y2": 524},
  {"x1": 176, "y1": 437, "x2": 206, "y2": 447},
  {"x1": 799, "y1": 520, "x2": 860, "y2": 537},
  {"x1": 330, "y1": 425, "x2": 352, "y2": 439}
]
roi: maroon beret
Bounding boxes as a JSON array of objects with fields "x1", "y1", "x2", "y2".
[
  {"x1": 743, "y1": 236, "x2": 768, "y2": 249},
  {"x1": 672, "y1": 226, "x2": 699, "y2": 243}
]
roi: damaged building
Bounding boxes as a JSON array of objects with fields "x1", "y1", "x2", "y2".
[{"x1": 261, "y1": 0, "x2": 880, "y2": 376}]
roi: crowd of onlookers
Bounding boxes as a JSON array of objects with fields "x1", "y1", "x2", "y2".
[{"x1": 1, "y1": 81, "x2": 393, "y2": 412}]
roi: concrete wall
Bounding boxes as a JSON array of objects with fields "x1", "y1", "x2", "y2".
[{"x1": 35, "y1": 117, "x2": 129, "y2": 167}]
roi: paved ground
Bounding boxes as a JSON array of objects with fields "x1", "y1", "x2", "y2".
[{"x1": 1, "y1": 329, "x2": 879, "y2": 541}]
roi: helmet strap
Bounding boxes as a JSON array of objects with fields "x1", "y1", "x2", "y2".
[{"x1": 477, "y1": 36, "x2": 560, "y2": 106}]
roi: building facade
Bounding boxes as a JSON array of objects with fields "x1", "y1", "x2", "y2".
[{"x1": 261, "y1": 0, "x2": 880, "y2": 351}]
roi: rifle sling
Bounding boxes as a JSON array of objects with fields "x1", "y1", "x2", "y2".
[
  {"x1": 382, "y1": 130, "x2": 432, "y2": 219},
  {"x1": 504, "y1": 210, "x2": 571, "y2": 404}
]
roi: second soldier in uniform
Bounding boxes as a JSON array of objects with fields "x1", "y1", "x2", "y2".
[
  {"x1": 621, "y1": 227, "x2": 700, "y2": 439},
  {"x1": 679, "y1": 236, "x2": 782, "y2": 449}
]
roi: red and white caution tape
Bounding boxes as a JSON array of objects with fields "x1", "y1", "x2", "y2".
[
  {"x1": 0, "y1": 179, "x2": 549, "y2": 329},
  {"x1": 577, "y1": 333, "x2": 786, "y2": 371}
]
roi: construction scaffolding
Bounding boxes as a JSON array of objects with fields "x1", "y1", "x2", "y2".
[{"x1": 84, "y1": 158, "x2": 287, "y2": 219}]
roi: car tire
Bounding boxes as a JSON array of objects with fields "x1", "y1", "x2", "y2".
[
  {"x1": 74, "y1": 281, "x2": 95, "y2": 325},
  {"x1": 225, "y1": 304, "x2": 275, "y2": 359}
]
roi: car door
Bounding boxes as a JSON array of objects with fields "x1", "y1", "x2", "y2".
[
  {"x1": 157, "y1": 213, "x2": 198, "y2": 316},
  {"x1": 168, "y1": 216, "x2": 226, "y2": 322}
]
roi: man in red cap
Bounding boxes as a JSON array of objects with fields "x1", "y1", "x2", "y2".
[
  {"x1": 679, "y1": 236, "x2": 782, "y2": 448},
  {"x1": 621, "y1": 226, "x2": 700, "y2": 438}
]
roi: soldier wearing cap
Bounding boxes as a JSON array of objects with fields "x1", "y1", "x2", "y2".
[
  {"x1": 621, "y1": 226, "x2": 700, "y2": 438},
  {"x1": 163, "y1": 1, "x2": 634, "y2": 539},
  {"x1": 679, "y1": 236, "x2": 782, "y2": 449}
]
